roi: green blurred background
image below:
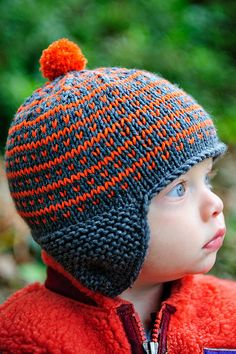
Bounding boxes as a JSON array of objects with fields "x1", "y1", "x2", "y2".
[{"x1": 0, "y1": 0, "x2": 235, "y2": 302}]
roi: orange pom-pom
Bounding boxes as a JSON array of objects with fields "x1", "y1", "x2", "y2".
[{"x1": 39, "y1": 38, "x2": 87, "y2": 81}]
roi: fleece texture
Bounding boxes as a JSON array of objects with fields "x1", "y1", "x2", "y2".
[{"x1": 0, "y1": 252, "x2": 236, "y2": 353}]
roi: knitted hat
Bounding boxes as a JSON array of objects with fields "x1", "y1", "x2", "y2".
[{"x1": 5, "y1": 38, "x2": 226, "y2": 297}]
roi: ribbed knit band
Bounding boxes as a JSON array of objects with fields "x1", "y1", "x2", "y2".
[{"x1": 5, "y1": 42, "x2": 226, "y2": 296}]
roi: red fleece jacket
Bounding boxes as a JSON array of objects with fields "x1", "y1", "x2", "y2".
[{"x1": 0, "y1": 251, "x2": 236, "y2": 354}]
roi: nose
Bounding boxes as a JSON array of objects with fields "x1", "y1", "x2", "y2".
[{"x1": 200, "y1": 189, "x2": 224, "y2": 222}]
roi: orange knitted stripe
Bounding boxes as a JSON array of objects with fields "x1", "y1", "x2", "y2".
[
  {"x1": 18, "y1": 119, "x2": 213, "y2": 217},
  {"x1": 7, "y1": 102, "x2": 201, "y2": 179},
  {"x1": 16, "y1": 75, "x2": 68, "y2": 114},
  {"x1": 6, "y1": 88, "x2": 184, "y2": 158},
  {"x1": 15, "y1": 69, "x2": 146, "y2": 117},
  {"x1": 10, "y1": 73, "x2": 168, "y2": 135},
  {"x1": 12, "y1": 134, "x2": 139, "y2": 199}
]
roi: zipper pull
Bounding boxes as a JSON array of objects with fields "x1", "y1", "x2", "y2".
[{"x1": 143, "y1": 341, "x2": 159, "y2": 354}]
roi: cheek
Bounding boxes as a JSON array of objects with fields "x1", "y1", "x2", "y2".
[
  {"x1": 147, "y1": 206, "x2": 197, "y2": 259},
  {"x1": 147, "y1": 211, "x2": 178, "y2": 254},
  {"x1": 148, "y1": 206, "x2": 185, "y2": 237}
]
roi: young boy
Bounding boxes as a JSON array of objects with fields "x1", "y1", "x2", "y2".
[{"x1": 1, "y1": 38, "x2": 236, "y2": 354}]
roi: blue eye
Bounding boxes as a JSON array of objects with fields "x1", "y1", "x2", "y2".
[{"x1": 167, "y1": 182, "x2": 186, "y2": 197}]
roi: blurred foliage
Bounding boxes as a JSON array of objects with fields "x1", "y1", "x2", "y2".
[
  {"x1": 209, "y1": 150, "x2": 236, "y2": 280},
  {"x1": 211, "y1": 215, "x2": 236, "y2": 279},
  {"x1": 0, "y1": 157, "x2": 46, "y2": 301},
  {"x1": 0, "y1": 0, "x2": 236, "y2": 150},
  {"x1": 0, "y1": 0, "x2": 235, "y2": 301}
]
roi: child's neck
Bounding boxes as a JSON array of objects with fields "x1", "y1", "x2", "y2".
[{"x1": 120, "y1": 282, "x2": 164, "y2": 332}]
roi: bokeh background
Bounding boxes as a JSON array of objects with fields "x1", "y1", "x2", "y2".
[{"x1": 0, "y1": 0, "x2": 235, "y2": 302}]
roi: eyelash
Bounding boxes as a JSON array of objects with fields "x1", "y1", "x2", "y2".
[
  {"x1": 166, "y1": 181, "x2": 186, "y2": 198},
  {"x1": 167, "y1": 169, "x2": 217, "y2": 198}
]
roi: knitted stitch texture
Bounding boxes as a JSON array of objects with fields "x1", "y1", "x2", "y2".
[{"x1": 5, "y1": 39, "x2": 226, "y2": 296}]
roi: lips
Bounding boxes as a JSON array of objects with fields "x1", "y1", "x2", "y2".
[{"x1": 203, "y1": 228, "x2": 226, "y2": 251}]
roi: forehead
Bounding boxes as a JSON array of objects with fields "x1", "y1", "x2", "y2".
[{"x1": 184, "y1": 157, "x2": 213, "y2": 177}]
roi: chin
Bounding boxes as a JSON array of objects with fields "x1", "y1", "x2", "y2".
[{"x1": 195, "y1": 255, "x2": 217, "y2": 275}]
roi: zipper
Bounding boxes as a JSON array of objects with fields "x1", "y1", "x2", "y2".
[
  {"x1": 156, "y1": 303, "x2": 176, "y2": 354},
  {"x1": 117, "y1": 303, "x2": 176, "y2": 354},
  {"x1": 142, "y1": 341, "x2": 159, "y2": 354}
]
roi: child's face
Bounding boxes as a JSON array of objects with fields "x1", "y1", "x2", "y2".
[{"x1": 139, "y1": 158, "x2": 226, "y2": 285}]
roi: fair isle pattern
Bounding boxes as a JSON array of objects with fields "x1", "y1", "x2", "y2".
[{"x1": 5, "y1": 66, "x2": 226, "y2": 296}]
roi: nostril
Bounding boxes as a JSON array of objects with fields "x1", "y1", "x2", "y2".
[
  {"x1": 213, "y1": 209, "x2": 221, "y2": 217},
  {"x1": 212, "y1": 194, "x2": 224, "y2": 217}
]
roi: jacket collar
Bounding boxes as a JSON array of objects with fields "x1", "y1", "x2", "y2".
[
  {"x1": 42, "y1": 250, "x2": 188, "y2": 310},
  {"x1": 42, "y1": 250, "x2": 129, "y2": 310}
]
